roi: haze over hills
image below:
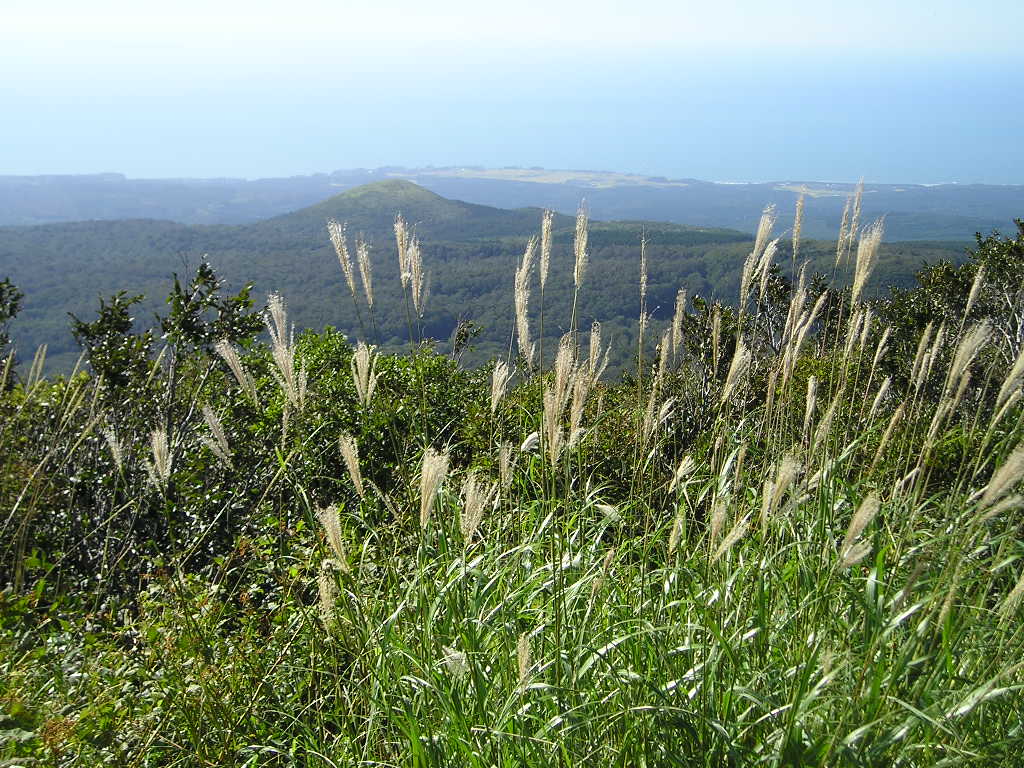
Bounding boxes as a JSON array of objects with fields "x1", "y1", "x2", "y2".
[
  {"x1": 1, "y1": 167, "x2": 1020, "y2": 241},
  {"x1": 0, "y1": 180, "x2": 969, "y2": 374}
]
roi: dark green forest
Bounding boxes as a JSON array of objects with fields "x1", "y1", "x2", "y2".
[{"x1": 0, "y1": 181, "x2": 970, "y2": 374}]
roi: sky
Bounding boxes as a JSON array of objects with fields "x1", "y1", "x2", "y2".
[{"x1": 2, "y1": 0, "x2": 1023, "y2": 183}]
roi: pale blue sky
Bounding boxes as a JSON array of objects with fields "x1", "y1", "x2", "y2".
[{"x1": 3, "y1": 0, "x2": 1023, "y2": 182}]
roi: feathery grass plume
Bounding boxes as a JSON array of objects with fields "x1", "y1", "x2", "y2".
[
  {"x1": 655, "y1": 328, "x2": 671, "y2": 392},
  {"x1": 964, "y1": 265, "x2": 985, "y2": 320},
  {"x1": 870, "y1": 326, "x2": 892, "y2": 374},
  {"x1": 908, "y1": 322, "x2": 935, "y2": 388},
  {"x1": 752, "y1": 204, "x2": 778, "y2": 267},
  {"x1": 552, "y1": 332, "x2": 576, "y2": 411},
  {"x1": 995, "y1": 345, "x2": 1024, "y2": 412},
  {"x1": 641, "y1": 387, "x2": 659, "y2": 443},
  {"x1": 839, "y1": 493, "x2": 880, "y2": 569},
  {"x1": 761, "y1": 454, "x2": 801, "y2": 527},
  {"x1": 868, "y1": 377, "x2": 892, "y2": 422},
  {"x1": 991, "y1": 389, "x2": 1022, "y2": 430},
  {"x1": 639, "y1": 234, "x2": 648, "y2": 304},
  {"x1": 517, "y1": 632, "x2": 531, "y2": 689},
  {"x1": 338, "y1": 433, "x2": 365, "y2": 499},
  {"x1": 925, "y1": 400, "x2": 952, "y2": 448},
  {"x1": 460, "y1": 470, "x2": 497, "y2": 543},
  {"x1": 792, "y1": 191, "x2": 805, "y2": 263},
  {"x1": 945, "y1": 321, "x2": 991, "y2": 399},
  {"x1": 317, "y1": 505, "x2": 349, "y2": 564},
  {"x1": 542, "y1": 385, "x2": 565, "y2": 464},
  {"x1": 587, "y1": 321, "x2": 609, "y2": 384},
  {"x1": 490, "y1": 360, "x2": 512, "y2": 414},
  {"x1": 639, "y1": 235, "x2": 649, "y2": 353},
  {"x1": 922, "y1": 322, "x2": 947, "y2": 385},
  {"x1": 732, "y1": 442, "x2": 748, "y2": 490},
  {"x1": 708, "y1": 496, "x2": 728, "y2": 547},
  {"x1": 394, "y1": 214, "x2": 410, "y2": 284},
  {"x1": 843, "y1": 308, "x2": 865, "y2": 361},
  {"x1": 26, "y1": 344, "x2": 46, "y2": 389},
  {"x1": 514, "y1": 236, "x2": 537, "y2": 367},
  {"x1": 979, "y1": 493, "x2": 1022, "y2": 522},
  {"x1": 200, "y1": 405, "x2": 233, "y2": 470},
  {"x1": 712, "y1": 513, "x2": 751, "y2": 563},
  {"x1": 1000, "y1": 567, "x2": 1024, "y2": 619},
  {"x1": 101, "y1": 426, "x2": 123, "y2": 472},
  {"x1": 738, "y1": 206, "x2": 776, "y2": 309},
  {"x1": 317, "y1": 559, "x2": 341, "y2": 628},
  {"x1": 671, "y1": 288, "x2": 687, "y2": 362},
  {"x1": 719, "y1": 338, "x2": 750, "y2": 406},
  {"x1": 668, "y1": 514, "x2": 684, "y2": 559},
  {"x1": 407, "y1": 235, "x2": 426, "y2": 317},
  {"x1": 573, "y1": 202, "x2": 589, "y2": 288},
  {"x1": 669, "y1": 456, "x2": 696, "y2": 492},
  {"x1": 498, "y1": 442, "x2": 514, "y2": 489},
  {"x1": 756, "y1": 238, "x2": 780, "y2": 304},
  {"x1": 869, "y1": 404, "x2": 904, "y2": 472},
  {"x1": 835, "y1": 180, "x2": 865, "y2": 266},
  {"x1": 264, "y1": 293, "x2": 306, "y2": 411},
  {"x1": 356, "y1": 235, "x2": 374, "y2": 309},
  {"x1": 350, "y1": 342, "x2": 377, "y2": 408},
  {"x1": 835, "y1": 195, "x2": 851, "y2": 266},
  {"x1": 858, "y1": 307, "x2": 874, "y2": 353},
  {"x1": 978, "y1": 446, "x2": 1024, "y2": 511},
  {"x1": 418, "y1": 447, "x2": 450, "y2": 528},
  {"x1": 520, "y1": 431, "x2": 540, "y2": 453},
  {"x1": 782, "y1": 264, "x2": 808, "y2": 347},
  {"x1": 764, "y1": 368, "x2": 779, "y2": 415},
  {"x1": 440, "y1": 645, "x2": 469, "y2": 680},
  {"x1": 850, "y1": 219, "x2": 885, "y2": 309},
  {"x1": 782, "y1": 292, "x2": 828, "y2": 388},
  {"x1": 215, "y1": 339, "x2": 257, "y2": 403},
  {"x1": 327, "y1": 218, "x2": 357, "y2": 296},
  {"x1": 811, "y1": 400, "x2": 838, "y2": 455},
  {"x1": 568, "y1": 370, "x2": 591, "y2": 447},
  {"x1": 540, "y1": 209, "x2": 553, "y2": 290},
  {"x1": 849, "y1": 180, "x2": 864, "y2": 244},
  {"x1": 711, "y1": 306, "x2": 722, "y2": 379},
  {"x1": 146, "y1": 428, "x2": 172, "y2": 488}
]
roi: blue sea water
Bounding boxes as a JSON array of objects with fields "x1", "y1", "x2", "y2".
[{"x1": 2, "y1": 51, "x2": 1021, "y2": 184}]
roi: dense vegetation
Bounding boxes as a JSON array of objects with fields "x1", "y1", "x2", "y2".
[
  {"x1": 1, "y1": 193, "x2": 1023, "y2": 766},
  {"x1": 0, "y1": 181, "x2": 969, "y2": 373}
]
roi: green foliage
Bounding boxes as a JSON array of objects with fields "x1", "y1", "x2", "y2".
[
  {"x1": 159, "y1": 261, "x2": 262, "y2": 355},
  {"x1": 882, "y1": 220, "x2": 1024, "y2": 368},
  {"x1": 0, "y1": 276, "x2": 21, "y2": 353},
  {"x1": 69, "y1": 291, "x2": 153, "y2": 391},
  {"x1": 2, "y1": 200, "x2": 1023, "y2": 767}
]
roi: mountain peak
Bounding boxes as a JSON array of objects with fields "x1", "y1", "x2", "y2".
[
  {"x1": 255, "y1": 179, "x2": 557, "y2": 242},
  {"x1": 334, "y1": 179, "x2": 446, "y2": 204}
]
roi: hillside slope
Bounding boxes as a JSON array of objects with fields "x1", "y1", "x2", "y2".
[{"x1": 0, "y1": 181, "x2": 964, "y2": 373}]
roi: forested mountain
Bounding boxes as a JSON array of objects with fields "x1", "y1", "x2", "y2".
[{"x1": 1, "y1": 181, "x2": 968, "y2": 373}]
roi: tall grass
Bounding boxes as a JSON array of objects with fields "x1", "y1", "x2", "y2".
[{"x1": 1, "y1": 200, "x2": 1023, "y2": 767}]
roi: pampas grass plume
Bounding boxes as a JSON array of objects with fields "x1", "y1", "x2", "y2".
[
  {"x1": 419, "y1": 447, "x2": 450, "y2": 528},
  {"x1": 338, "y1": 433, "x2": 365, "y2": 498}
]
